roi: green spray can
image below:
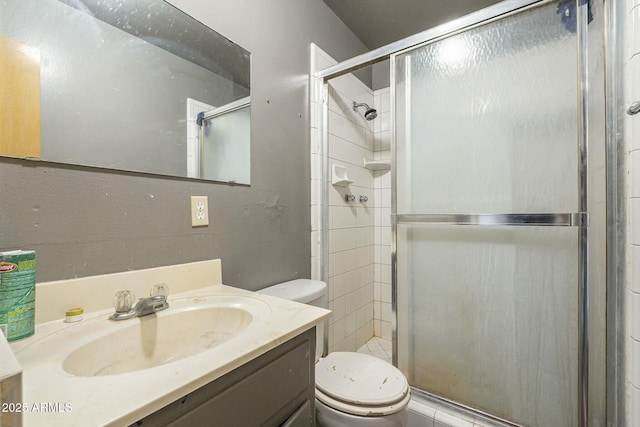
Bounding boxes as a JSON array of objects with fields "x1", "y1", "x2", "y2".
[{"x1": 0, "y1": 250, "x2": 36, "y2": 341}]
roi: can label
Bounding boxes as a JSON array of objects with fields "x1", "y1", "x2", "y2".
[{"x1": 0, "y1": 250, "x2": 35, "y2": 341}]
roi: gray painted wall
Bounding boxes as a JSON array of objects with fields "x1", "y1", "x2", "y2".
[{"x1": 0, "y1": 0, "x2": 368, "y2": 289}]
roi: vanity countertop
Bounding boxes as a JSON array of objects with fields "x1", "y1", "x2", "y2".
[
  {"x1": 0, "y1": 330, "x2": 21, "y2": 383},
  {"x1": 0, "y1": 330, "x2": 22, "y2": 427},
  {"x1": 9, "y1": 283, "x2": 330, "y2": 427}
]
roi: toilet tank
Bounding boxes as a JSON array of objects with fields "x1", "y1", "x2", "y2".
[{"x1": 258, "y1": 279, "x2": 327, "y2": 361}]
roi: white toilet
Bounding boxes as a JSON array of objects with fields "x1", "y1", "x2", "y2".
[{"x1": 258, "y1": 279, "x2": 410, "y2": 427}]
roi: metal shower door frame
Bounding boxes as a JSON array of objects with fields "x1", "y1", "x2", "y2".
[
  {"x1": 388, "y1": 2, "x2": 591, "y2": 425},
  {"x1": 198, "y1": 96, "x2": 251, "y2": 180},
  {"x1": 316, "y1": 1, "x2": 602, "y2": 425}
]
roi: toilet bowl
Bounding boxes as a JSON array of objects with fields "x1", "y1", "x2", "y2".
[{"x1": 258, "y1": 279, "x2": 410, "y2": 427}]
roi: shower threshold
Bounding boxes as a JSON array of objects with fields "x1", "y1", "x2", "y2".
[{"x1": 408, "y1": 389, "x2": 525, "y2": 427}]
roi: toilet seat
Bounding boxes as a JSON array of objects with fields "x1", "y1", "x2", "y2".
[{"x1": 315, "y1": 352, "x2": 410, "y2": 417}]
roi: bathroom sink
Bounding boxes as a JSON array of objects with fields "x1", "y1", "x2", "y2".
[
  {"x1": 9, "y1": 281, "x2": 331, "y2": 427},
  {"x1": 62, "y1": 305, "x2": 254, "y2": 376}
]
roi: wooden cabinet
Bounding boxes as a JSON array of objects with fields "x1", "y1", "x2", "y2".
[
  {"x1": 0, "y1": 35, "x2": 40, "y2": 159},
  {"x1": 131, "y1": 327, "x2": 316, "y2": 427}
]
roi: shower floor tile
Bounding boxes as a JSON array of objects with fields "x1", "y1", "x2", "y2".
[{"x1": 357, "y1": 337, "x2": 392, "y2": 364}]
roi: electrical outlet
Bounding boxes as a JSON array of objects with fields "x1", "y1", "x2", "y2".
[{"x1": 190, "y1": 196, "x2": 209, "y2": 227}]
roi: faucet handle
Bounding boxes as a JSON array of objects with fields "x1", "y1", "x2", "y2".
[
  {"x1": 113, "y1": 290, "x2": 136, "y2": 313},
  {"x1": 150, "y1": 283, "x2": 169, "y2": 299}
]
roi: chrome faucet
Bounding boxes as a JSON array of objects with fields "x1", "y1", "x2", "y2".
[
  {"x1": 110, "y1": 284, "x2": 169, "y2": 320},
  {"x1": 135, "y1": 294, "x2": 169, "y2": 316}
]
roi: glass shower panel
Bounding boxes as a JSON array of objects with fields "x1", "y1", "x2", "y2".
[
  {"x1": 395, "y1": 3, "x2": 578, "y2": 215},
  {"x1": 394, "y1": 2, "x2": 586, "y2": 426},
  {"x1": 396, "y1": 225, "x2": 578, "y2": 426},
  {"x1": 201, "y1": 104, "x2": 250, "y2": 184}
]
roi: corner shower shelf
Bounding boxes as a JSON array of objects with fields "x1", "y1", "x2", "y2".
[{"x1": 363, "y1": 159, "x2": 391, "y2": 171}]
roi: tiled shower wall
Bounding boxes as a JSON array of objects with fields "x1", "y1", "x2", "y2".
[
  {"x1": 311, "y1": 45, "x2": 374, "y2": 352},
  {"x1": 325, "y1": 72, "x2": 376, "y2": 352},
  {"x1": 372, "y1": 87, "x2": 393, "y2": 340},
  {"x1": 627, "y1": 0, "x2": 640, "y2": 424},
  {"x1": 311, "y1": 45, "x2": 393, "y2": 352}
]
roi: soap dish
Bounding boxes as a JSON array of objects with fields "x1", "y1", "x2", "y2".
[{"x1": 331, "y1": 164, "x2": 353, "y2": 186}]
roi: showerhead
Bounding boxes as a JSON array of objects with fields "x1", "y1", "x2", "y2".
[
  {"x1": 364, "y1": 108, "x2": 378, "y2": 121},
  {"x1": 352, "y1": 101, "x2": 377, "y2": 121}
]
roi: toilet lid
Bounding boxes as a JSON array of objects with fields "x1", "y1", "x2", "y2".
[{"x1": 315, "y1": 352, "x2": 409, "y2": 408}]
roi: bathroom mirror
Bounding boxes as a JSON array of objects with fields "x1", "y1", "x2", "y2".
[{"x1": 0, "y1": 0, "x2": 251, "y2": 184}]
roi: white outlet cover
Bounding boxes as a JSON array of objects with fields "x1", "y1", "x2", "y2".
[{"x1": 190, "y1": 196, "x2": 209, "y2": 227}]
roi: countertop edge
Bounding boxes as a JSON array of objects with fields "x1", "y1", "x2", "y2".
[
  {"x1": 13, "y1": 284, "x2": 331, "y2": 427},
  {"x1": 112, "y1": 302, "x2": 330, "y2": 426}
]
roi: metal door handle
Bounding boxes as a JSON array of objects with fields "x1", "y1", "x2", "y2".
[{"x1": 627, "y1": 101, "x2": 640, "y2": 115}]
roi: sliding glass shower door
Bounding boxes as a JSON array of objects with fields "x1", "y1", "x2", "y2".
[{"x1": 393, "y1": 2, "x2": 604, "y2": 426}]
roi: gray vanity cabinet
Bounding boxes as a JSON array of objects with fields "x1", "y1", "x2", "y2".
[{"x1": 131, "y1": 327, "x2": 316, "y2": 427}]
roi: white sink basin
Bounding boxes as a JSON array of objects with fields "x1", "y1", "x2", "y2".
[
  {"x1": 62, "y1": 305, "x2": 254, "y2": 376},
  {"x1": 12, "y1": 292, "x2": 271, "y2": 379},
  {"x1": 9, "y1": 284, "x2": 330, "y2": 427}
]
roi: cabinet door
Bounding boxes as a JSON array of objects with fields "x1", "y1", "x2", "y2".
[
  {"x1": 131, "y1": 329, "x2": 316, "y2": 427},
  {"x1": 172, "y1": 341, "x2": 310, "y2": 426},
  {"x1": 281, "y1": 401, "x2": 312, "y2": 427}
]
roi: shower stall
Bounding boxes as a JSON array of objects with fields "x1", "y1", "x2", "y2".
[{"x1": 313, "y1": 0, "x2": 622, "y2": 425}]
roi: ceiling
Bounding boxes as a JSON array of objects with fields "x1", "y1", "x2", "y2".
[{"x1": 321, "y1": 0, "x2": 503, "y2": 50}]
